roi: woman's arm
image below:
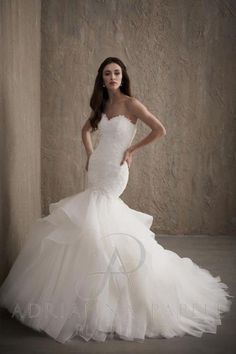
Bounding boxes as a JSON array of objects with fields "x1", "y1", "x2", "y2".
[
  {"x1": 128, "y1": 98, "x2": 166, "y2": 154},
  {"x1": 81, "y1": 113, "x2": 94, "y2": 171},
  {"x1": 81, "y1": 114, "x2": 94, "y2": 157},
  {"x1": 120, "y1": 98, "x2": 167, "y2": 166}
]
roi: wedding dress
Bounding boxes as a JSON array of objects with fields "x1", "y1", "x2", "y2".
[{"x1": 0, "y1": 113, "x2": 233, "y2": 343}]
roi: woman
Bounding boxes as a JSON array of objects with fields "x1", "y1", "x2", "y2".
[
  {"x1": 0, "y1": 57, "x2": 232, "y2": 344},
  {"x1": 82, "y1": 57, "x2": 166, "y2": 173}
]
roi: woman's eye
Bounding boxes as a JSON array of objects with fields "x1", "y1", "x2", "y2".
[{"x1": 104, "y1": 72, "x2": 120, "y2": 76}]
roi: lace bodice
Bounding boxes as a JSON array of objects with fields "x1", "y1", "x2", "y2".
[
  {"x1": 96, "y1": 113, "x2": 137, "y2": 162},
  {"x1": 87, "y1": 114, "x2": 137, "y2": 197}
]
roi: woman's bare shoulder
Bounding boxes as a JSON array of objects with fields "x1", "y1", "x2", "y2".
[
  {"x1": 125, "y1": 96, "x2": 147, "y2": 117},
  {"x1": 123, "y1": 96, "x2": 140, "y2": 123}
]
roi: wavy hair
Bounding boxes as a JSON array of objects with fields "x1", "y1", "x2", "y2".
[{"x1": 89, "y1": 57, "x2": 132, "y2": 132}]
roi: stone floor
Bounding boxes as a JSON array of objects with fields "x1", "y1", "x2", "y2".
[{"x1": 0, "y1": 235, "x2": 235, "y2": 354}]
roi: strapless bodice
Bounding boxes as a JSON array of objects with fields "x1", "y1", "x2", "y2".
[
  {"x1": 96, "y1": 113, "x2": 137, "y2": 161},
  {"x1": 87, "y1": 114, "x2": 137, "y2": 197}
]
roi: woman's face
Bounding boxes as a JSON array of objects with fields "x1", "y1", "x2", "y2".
[{"x1": 102, "y1": 63, "x2": 123, "y2": 90}]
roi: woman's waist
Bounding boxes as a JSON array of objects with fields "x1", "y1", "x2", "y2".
[
  {"x1": 96, "y1": 139, "x2": 130, "y2": 151},
  {"x1": 90, "y1": 149, "x2": 125, "y2": 166},
  {"x1": 93, "y1": 145, "x2": 128, "y2": 158}
]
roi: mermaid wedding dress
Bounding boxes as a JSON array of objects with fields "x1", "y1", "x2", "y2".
[{"x1": 0, "y1": 113, "x2": 233, "y2": 343}]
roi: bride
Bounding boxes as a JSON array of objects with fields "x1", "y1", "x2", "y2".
[{"x1": 0, "y1": 57, "x2": 232, "y2": 343}]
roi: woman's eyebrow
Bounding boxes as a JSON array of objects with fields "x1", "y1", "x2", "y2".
[{"x1": 104, "y1": 69, "x2": 120, "y2": 73}]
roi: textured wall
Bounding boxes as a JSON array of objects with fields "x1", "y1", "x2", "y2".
[
  {"x1": 41, "y1": 0, "x2": 236, "y2": 236},
  {"x1": 0, "y1": 0, "x2": 41, "y2": 281}
]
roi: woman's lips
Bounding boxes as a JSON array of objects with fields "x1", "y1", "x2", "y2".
[{"x1": 110, "y1": 82, "x2": 117, "y2": 85}]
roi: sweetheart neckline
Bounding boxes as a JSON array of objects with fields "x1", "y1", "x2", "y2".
[{"x1": 102, "y1": 113, "x2": 137, "y2": 126}]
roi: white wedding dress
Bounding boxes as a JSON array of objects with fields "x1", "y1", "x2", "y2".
[{"x1": 0, "y1": 113, "x2": 233, "y2": 343}]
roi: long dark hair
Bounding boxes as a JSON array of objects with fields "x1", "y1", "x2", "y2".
[{"x1": 89, "y1": 57, "x2": 132, "y2": 132}]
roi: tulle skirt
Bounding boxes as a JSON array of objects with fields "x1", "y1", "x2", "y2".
[{"x1": 0, "y1": 188, "x2": 233, "y2": 343}]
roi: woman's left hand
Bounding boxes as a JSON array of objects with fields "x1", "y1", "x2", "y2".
[{"x1": 120, "y1": 148, "x2": 133, "y2": 169}]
